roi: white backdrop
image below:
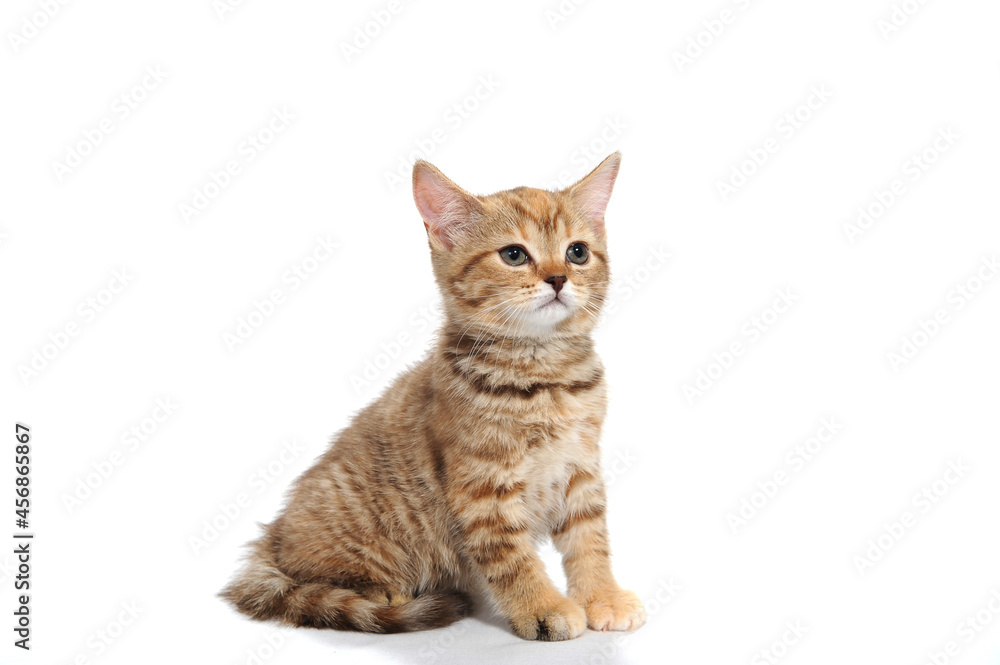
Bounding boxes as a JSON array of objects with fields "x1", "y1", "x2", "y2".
[{"x1": 2, "y1": 0, "x2": 999, "y2": 663}]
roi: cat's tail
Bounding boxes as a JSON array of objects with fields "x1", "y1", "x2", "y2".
[{"x1": 219, "y1": 532, "x2": 472, "y2": 633}]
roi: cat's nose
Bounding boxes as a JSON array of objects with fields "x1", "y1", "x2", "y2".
[{"x1": 545, "y1": 275, "x2": 567, "y2": 294}]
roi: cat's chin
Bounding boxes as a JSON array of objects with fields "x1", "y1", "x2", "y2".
[{"x1": 510, "y1": 300, "x2": 577, "y2": 339}]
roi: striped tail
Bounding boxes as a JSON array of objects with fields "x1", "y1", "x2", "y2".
[{"x1": 219, "y1": 533, "x2": 472, "y2": 633}]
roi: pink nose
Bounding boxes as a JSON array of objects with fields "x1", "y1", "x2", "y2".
[{"x1": 545, "y1": 275, "x2": 566, "y2": 294}]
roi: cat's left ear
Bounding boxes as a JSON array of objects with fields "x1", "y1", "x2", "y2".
[
  {"x1": 413, "y1": 161, "x2": 483, "y2": 251},
  {"x1": 565, "y1": 152, "x2": 621, "y2": 234}
]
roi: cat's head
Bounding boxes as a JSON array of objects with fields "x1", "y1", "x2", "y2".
[{"x1": 412, "y1": 153, "x2": 620, "y2": 342}]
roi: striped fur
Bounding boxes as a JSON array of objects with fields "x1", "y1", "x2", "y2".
[{"x1": 221, "y1": 154, "x2": 645, "y2": 640}]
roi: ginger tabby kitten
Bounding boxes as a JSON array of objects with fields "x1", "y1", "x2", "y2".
[{"x1": 221, "y1": 153, "x2": 645, "y2": 641}]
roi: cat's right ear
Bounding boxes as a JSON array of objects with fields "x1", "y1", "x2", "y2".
[{"x1": 412, "y1": 161, "x2": 482, "y2": 251}]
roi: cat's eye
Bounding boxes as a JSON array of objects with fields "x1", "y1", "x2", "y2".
[
  {"x1": 566, "y1": 242, "x2": 590, "y2": 265},
  {"x1": 499, "y1": 245, "x2": 529, "y2": 266}
]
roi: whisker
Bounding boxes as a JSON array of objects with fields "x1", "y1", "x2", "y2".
[{"x1": 452, "y1": 295, "x2": 521, "y2": 353}]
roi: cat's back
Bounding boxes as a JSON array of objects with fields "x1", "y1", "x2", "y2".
[
  {"x1": 272, "y1": 357, "x2": 461, "y2": 579},
  {"x1": 296, "y1": 355, "x2": 440, "y2": 489}
]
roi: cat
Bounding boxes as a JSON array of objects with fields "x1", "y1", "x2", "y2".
[{"x1": 220, "y1": 152, "x2": 646, "y2": 641}]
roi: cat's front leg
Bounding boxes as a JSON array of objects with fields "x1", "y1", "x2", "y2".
[
  {"x1": 455, "y1": 481, "x2": 586, "y2": 641},
  {"x1": 552, "y1": 468, "x2": 646, "y2": 632}
]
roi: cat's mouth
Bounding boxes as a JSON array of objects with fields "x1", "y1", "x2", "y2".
[
  {"x1": 522, "y1": 291, "x2": 576, "y2": 332},
  {"x1": 539, "y1": 296, "x2": 566, "y2": 310}
]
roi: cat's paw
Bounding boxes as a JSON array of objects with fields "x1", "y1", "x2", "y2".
[
  {"x1": 581, "y1": 588, "x2": 646, "y2": 632},
  {"x1": 509, "y1": 596, "x2": 587, "y2": 641}
]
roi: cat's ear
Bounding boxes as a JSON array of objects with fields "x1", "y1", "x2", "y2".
[
  {"x1": 413, "y1": 161, "x2": 483, "y2": 251},
  {"x1": 565, "y1": 152, "x2": 621, "y2": 233}
]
